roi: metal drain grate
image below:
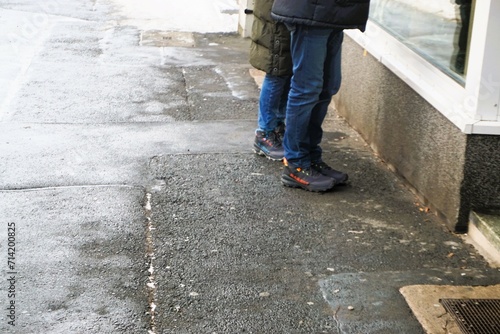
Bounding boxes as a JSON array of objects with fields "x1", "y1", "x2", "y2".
[{"x1": 440, "y1": 299, "x2": 500, "y2": 334}]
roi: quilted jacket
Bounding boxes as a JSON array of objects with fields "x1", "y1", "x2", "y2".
[
  {"x1": 249, "y1": 0, "x2": 292, "y2": 76},
  {"x1": 271, "y1": 0, "x2": 370, "y2": 31}
]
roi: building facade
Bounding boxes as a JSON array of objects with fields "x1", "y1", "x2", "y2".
[{"x1": 337, "y1": 0, "x2": 500, "y2": 231}]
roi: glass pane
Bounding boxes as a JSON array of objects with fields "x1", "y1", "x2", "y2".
[{"x1": 369, "y1": 0, "x2": 473, "y2": 85}]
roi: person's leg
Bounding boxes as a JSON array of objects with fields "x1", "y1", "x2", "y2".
[
  {"x1": 281, "y1": 24, "x2": 336, "y2": 191},
  {"x1": 283, "y1": 24, "x2": 331, "y2": 168},
  {"x1": 254, "y1": 73, "x2": 289, "y2": 160},
  {"x1": 304, "y1": 30, "x2": 348, "y2": 184},
  {"x1": 275, "y1": 76, "x2": 291, "y2": 141},
  {"x1": 257, "y1": 74, "x2": 290, "y2": 132},
  {"x1": 276, "y1": 76, "x2": 291, "y2": 125},
  {"x1": 309, "y1": 31, "x2": 344, "y2": 164}
]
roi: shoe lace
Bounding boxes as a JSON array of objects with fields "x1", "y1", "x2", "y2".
[
  {"x1": 296, "y1": 166, "x2": 320, "y2": 176},
  {"x1": 263, "y1": 131, "x2": 281, "y2": 146},
  {"x1": 313, "y1": 161, "x2": 332, "y2": 171},
  {"x1": 284, "y1": 159, "x2": 318, "y2": 176}
]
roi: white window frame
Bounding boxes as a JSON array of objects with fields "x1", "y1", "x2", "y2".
[{"x1": 345, "y1": 0, "x2": 500, "y2": 135}]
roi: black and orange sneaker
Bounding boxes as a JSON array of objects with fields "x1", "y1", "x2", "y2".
[
  {"x1": 311, "y1": 161, "x2": 348, "y2": 185},
  {"x1": 253, "y1": 130, "x2": 284, "y2": 161},
  {"x1": 281, "y1": 159, "x2": 336, "y2": 192}
]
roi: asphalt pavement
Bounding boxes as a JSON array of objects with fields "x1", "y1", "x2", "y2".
[{"x1": 1, "y1": 1, "x2": 499, "y2": 333}]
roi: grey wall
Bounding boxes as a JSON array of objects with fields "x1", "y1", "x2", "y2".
[
  {"x1": 333, "y1": 36, "x2": 473, "y2": 231},
  {"x1": 460, "y1": 135, "x2": 500, "y2": 225}
]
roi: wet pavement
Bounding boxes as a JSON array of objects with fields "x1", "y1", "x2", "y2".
[{"x1": 0, "y1": 1, "x2": 499, "y2": 333}]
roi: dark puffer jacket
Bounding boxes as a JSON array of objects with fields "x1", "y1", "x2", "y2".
[
  {"x1": 271, "y1": 0, "x2": 370, "y2": 31},
  {"x1": 249, "y1": 0, "x2": 292, "y2": 76}
]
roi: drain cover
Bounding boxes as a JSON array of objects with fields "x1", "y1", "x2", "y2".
[
  {"x1": 140, "y1": 31, "x2": 195, "y2": 47},
  {"x1": 440, "y1": 299, "x2": 500, "y2": 334}
]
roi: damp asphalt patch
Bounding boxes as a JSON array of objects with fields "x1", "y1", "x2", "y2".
[
  {"x1": 0, "y1": 186, "x2": 149, "y2": 333},
  {"x1": 147, "y1": 153, "x2": 498, "y2": 333}
]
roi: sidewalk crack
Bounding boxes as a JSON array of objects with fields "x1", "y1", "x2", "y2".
[
  {"x1": 332, "y1": 306, "x2": 344, "y2": 334},
  {"x1": 144, "y1": 192, "x2": 158, "y2": 334},
  {"x1": 181, "y1": 67, "x2": 194, "y2": 121}
]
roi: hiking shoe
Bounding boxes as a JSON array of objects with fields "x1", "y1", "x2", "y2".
[
  {"x1": 281, "y1": 159, "x2": 336, "y2": 192},
  {"x1": 311, "y1": 161, "x2": 348, "y2": 184},
  {"x1": 253, "y1": 130, "x2": 284, "y2": 161}
]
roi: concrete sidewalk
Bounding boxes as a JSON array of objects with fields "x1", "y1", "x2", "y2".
[{"x1": 0, "y1": 1, "x2": 499, "y2": 333}]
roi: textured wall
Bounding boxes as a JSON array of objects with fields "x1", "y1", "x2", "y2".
[
  {"x1": 334, "y1": 36, "x2": 470, "y2": 230},
  {"x1": 460, "y1": 135, "x2": 500, "y2": 226}
]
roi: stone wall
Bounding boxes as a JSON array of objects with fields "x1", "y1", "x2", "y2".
[{"x1": 334, "y1": 36, "x2": 500, "y2": 231}]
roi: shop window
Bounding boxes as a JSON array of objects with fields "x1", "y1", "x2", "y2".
[{"x1": 369, "y1": 0, "x2": 473, "y2": 85}]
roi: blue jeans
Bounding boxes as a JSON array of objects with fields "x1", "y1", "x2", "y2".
[
  {"x1": 283, "y1": 25, "x2": 343, "y2": 167},
  {"x1": 257, "y1": 73, "x2": 291, "y2": 132}
]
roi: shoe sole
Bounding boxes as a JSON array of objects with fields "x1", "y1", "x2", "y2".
[
  {"x1": 281, "y1": 174, "x2": 335, "y2": 192},
  {"x1": 253, "y1": 145, "x2": 283, "y2": 161}
]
